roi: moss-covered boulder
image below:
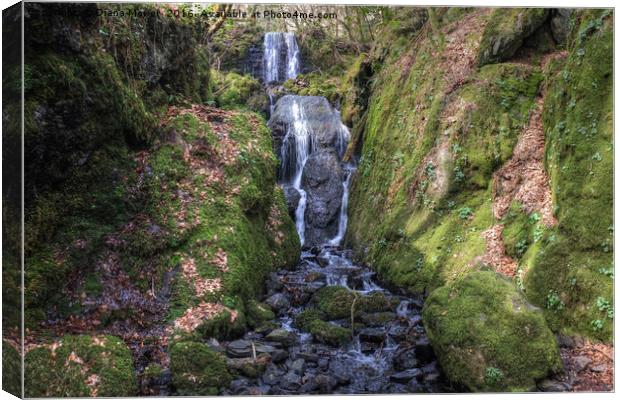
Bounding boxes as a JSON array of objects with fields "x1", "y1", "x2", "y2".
[
  {"x1": 2, "y1": 341, "x2": 21, "y2": 397},
  {"x1": 25, "y1": 335, "x2": 137, "y2": 397},
  {"x1": 477, "y1": 8, "x2": 550, "y2": 66},
  {"x1": 293, "y1": 309, "x2": 351, "y2": 346},
  {"x1": 314, "y1": 286, "x2": 392, "y2": 320},
  {"x1": 314, "y1": 286, "x2": 356, "y2": 319},
  {"x1": 246, "y1": 300, "x2": 276, "y2": 328},
  {"x1": 170, "y1": 341, "x2": 232, "y2": 395},
  {"x1": 423, "y1": 271, "x2": 562, "y2": 392},
  {"x1": 212, "y1": 71, "x2": 268, "y2": 113}
]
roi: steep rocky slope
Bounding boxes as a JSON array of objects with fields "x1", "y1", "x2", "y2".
[
  {"x1": 4, "y1": 3, "x2": 299, "y2": 396},
  {"x1": 344, "y1": 8, "x2": 613, "y2": 390}
]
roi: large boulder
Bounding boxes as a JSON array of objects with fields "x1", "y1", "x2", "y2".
[
  {"x1": 302, "y1": 149, "x2": 344, "y2": 246},
  {"x1": 477, "y1": 8, "x2": 550, "y2": 66},
  {"x1": 25, "y1": 335, "x2": 137, "y2": 397},
  {"x1": 422, "y1": 271, "x2": 562, "y2": 392},
  {"x1": 170, "y1": 341, "x2": 232, "y2": 395},
  {"x1": 268, "y1": 95, "x2": 349, "y2": 159}
]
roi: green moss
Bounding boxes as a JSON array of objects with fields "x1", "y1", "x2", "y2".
[
  {"x1": 423, "y1": 271, "x2": 562, "y2": 392},
  {"x1": 2, "y1": 341, "x2": 21, "y2": 397},
  {"x1": 246, "y1": 300, "x2": 276, "y2": 328},
  {"x1": 282, "y1": 72, "x2": 340, "y2": 104},
  {"x1": 315, "y1": 286, "x2": 356, "y2": 319},
  {"x1": 170, "y1": 341, "x2": 231, "y2": 395},
  {"x1": 211, "y1": 71, "x2": 267, "y2": 113},
  {"x1": 523, "y1": 9, "x2": 613, "y2": 341},
  {"x1": 25, "y1": 335, "x2": 137, "y2": 397},
  {"x1": 477, "y1": 8, "x2": 550, "y2": 66},
  {"x1": 293, "y1": 309, "x2": 351, "y2": 346}
]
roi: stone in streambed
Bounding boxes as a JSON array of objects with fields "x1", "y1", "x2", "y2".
[
  {"x1": 265, "y1": 292, "x2": 290, "y2": 313},
  {"x1": 226, "y1": 353, "x2": 271, "y2": 378},
  {"x1": 283, "y1": 186, "x2": 301, "y2": 218},
  {"x1": 265, "y1": 328, "x2": 296, "y2": 346},
  {"x1": 361, "y1": 311, "x2": 397, "y2": 326},
  {"x1": 390, "y1": 368, "x2": 423, "y2": 383},
  {"x1": 359, "y1": 327, "x2": 385, "y2": 343},
  {"x1": 393, "y1": 345, "x2": 418, "y2": 371}
]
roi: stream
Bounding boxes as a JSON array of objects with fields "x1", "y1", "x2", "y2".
[{"x1": 216, "y1": 31, "x2": 445, "y2": 395}]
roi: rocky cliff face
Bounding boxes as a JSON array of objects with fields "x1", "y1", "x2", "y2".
[{"x1": 343, "y1": 7, "x2": 612, "y2": 391}]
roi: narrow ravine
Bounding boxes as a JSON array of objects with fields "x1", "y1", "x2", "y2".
[{"x1": 216, "y1": 32, "x2": 445, "y2": 395}]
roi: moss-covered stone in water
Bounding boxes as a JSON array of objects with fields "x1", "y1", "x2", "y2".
[
  {"x1": 2, "y1": 341, "x2": 21, "y2": 397},
  {"x1": 246, "y1": 300, "x2": 276, "y2": 328},
  {"x1": 314, "y1": 286, "x2": 356, "y2": 319},
  {"x1": 423, "y1": 271, "x2": 562, "y2": 392},
  {"x1": 293, "y1": 309, "x2": 350, "y2": 346},
  {"x1": 24, "y1": 335, "x2": 137, "y2": 397},
  {"x1": 170, "y1": 341, "x2": 231, "y2": 395}
]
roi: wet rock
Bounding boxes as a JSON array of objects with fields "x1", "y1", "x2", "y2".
[
  {"x1": 280, "y1": 371, "x2": 302, "y2": 391},
  {"x1": 591, "y1": 364, "x2": 608, "y2": 373},
  {"x1": 271, "y1": 349, "x2": 289, "y2": 363},
  {"x1": 314, "y1": 374, "x2": 338, "y2": 393},
  {"x1": 265, "y1": 329, "x2": 296, "y2": 346},
  {"x1": 269, "y1": 95, "x2": 348, "y2": 156},
  {"x1": 289, "y1": 358, "x2": 306, "y2": 375},
  {"x1": 317, "y1": 255, "x2": 330, "y2": 268},
  {"x1": 298, "y1": 352, "x2": 320, "y2": 363},
  {"x1": 317, "y1": 358, "x2": 329, "y2": 370},
  {"x1": 361, "y1": 311, "x2": 397, "y2": 326},
  {"x1": 254, "y1": 343, "x2": 277, "y2": 355},
  {"x1": 262, "y1": 364, "x2": 285, "y2": 385},
  {"x1": 265, "y1": 293, "x2": 291, "y2": 313},
  {"x1": 229, "y1": 378, "x2": 251, "y2": 394},
  {"x1": 226, "y1": 354, "x2": 270, "y2": 378},
  {"x1": 414, "y1": 337, "x2": 435, "y2": 364},
  {"x1": 359, "y1": 327, "x2": 385, "y2": 343},
  {"x1": 538, "y1": 379, "x2": 571, "y2": 392},
  {"x1": 302, "y1": 149, "x2": 344, "y2": 246},
  {"x1": 393, "y1": 345, "x2": 418, "y2": 371},
  {"x1": 283, "y1": 186, "x2": 301, "y2": 217},
  {"x1": 390, "y1": 368, "x2": 423, "y2": 383},
  {"x1": 226, "y1": 340, "x2": 253, "y2": 358},
  {"x1": 387, "y1": 323, "x2": 410, "y2": 341}
]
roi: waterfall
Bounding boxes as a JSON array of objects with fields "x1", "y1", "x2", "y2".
[
  {"x1": 329, "y1": 165, "x2": 354, "y2": 246},
  {"x1": 283, "y1": 32, "x2": 300, "y2": 80},
  {"x1": 279, "y1": 99, "x2": 315, "y2": 245},
  {"x1": 263, "y1": 32, "x2": 301, "y2": 83}
]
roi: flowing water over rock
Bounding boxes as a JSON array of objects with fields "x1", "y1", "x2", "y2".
[
  {"x1": 263, "y1": 32, "x2": 301, "y2": 83},
  {"x1": 217, "y1": 32, "x2": 444, "y2": 395}
]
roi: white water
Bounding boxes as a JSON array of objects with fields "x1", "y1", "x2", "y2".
[
  {"x1": 263, "y1": 32, "x2": 301, "y2": 83},
  {"x1": 329, "y1": 166, "x2": 354, "y2": 246},
  {"x1": 280, "y1": 100, "x2": 314, "y2": 245}
]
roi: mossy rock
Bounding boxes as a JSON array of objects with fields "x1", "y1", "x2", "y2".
[
  {"x1": 314, "y1": 286, "x2": 356, "y2": 319},
  {"x1": 25, "y1": 335, "x2": 137, "y2": 397},
  {"x1": 478, "y1": 8, "x2": 550, "y2": 66},
  {"x1": 293, "y1": 309, "x2": 351, "y2": 346},
  {"x1": 212, "y1": 71, "x2": 267, "y2": 113},
  {"x1": 423, "y1": 271, "x2": 562, "y2": 392},
  {"x1": 2, "y1": 341, "x2": 21, "y2": 397},
  {"x1": 246, "y1": 300, "x2": 276, "y2": 328},
  {"x1": 170, "y1": 341, "x2": 232, "y2": 395}
]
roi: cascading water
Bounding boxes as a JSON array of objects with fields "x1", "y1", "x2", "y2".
[
  {"x1": 221, "y1": 32, "x2": 443, "y2": 396},
  {"x1": 263, "y1": 32, "x2": 301, "y2": 83}
]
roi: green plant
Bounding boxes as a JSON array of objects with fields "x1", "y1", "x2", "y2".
[
  {"x1": 484, "y1": 367, "x2": 504, "y2": 385},
  {"x1": 546, "y1": 290, "x2": 564, "y2": 312},
  {"x1": 458, "y1": 207, "x2": 473, "y2": 219}
]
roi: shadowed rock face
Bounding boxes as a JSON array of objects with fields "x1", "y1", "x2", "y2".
[{"x1": 302, "y1": 149, "x2": 344, "y2": 246}]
